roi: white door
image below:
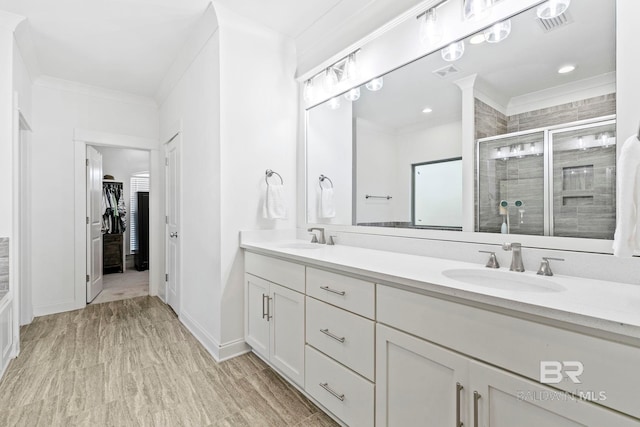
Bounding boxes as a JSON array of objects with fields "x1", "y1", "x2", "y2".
[
  {"x1": 86, "y1": 146, "x2": 103, "y2": 303},
  {"x1": 245, "y1": 274, "x2": 270, "y2": 358},
  {"x1": 165, "y1": 135, "x2": 181, "y2": 314},
  {"x1": 469, "y1": 361, "x2": 639, "y2": 427},
  {"x1": 376, "y1": 324, "x2": 469, "y2": 427},
  {"x1": 269, "y1": 282, "x2": 305, "y2": 387}
]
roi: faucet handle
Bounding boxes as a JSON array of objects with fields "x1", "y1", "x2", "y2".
[
  {"x1": 309, "y1": 233, "x2": 319, "y2": 244},
  {"x1": 327, "y1": 235, "x2": 337, "y2": 246},
  {"x1": 537, "y1": 257, "x2": 564, "y2": 276},
  {"x1": 479, "y1": 251, "x2": 500, "y2": 269}
]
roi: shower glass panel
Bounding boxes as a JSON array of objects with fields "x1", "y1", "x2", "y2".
[
  {"x1": 550, "y1": 121, "x2": 616, "y2": 239},
  {"x1": 477, "y1": 131, "x2": 545, "y2": 235}
]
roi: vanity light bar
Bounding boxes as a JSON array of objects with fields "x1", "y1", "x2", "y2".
[
  {"x1": 416, "y1": 0, "x2": 451, "y2": 20},
  {"x1": 304, "y1": 49, "x2": 362, "y2": 89}
]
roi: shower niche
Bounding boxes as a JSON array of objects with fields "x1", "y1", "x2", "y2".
[{"x1": 477, "y1": 116, "x2": 616, "y2": 239}]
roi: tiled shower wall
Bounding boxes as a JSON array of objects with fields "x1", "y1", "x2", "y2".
[
  {"x1": 0, "y1": 238, "x2": 8, "y2": 292},
  {"x1": 475, "y1": 94, "x2": 617, "y2": 237}
]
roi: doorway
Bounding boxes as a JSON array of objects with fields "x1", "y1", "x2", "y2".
[{"x1": 89, "y1": 146, "x2": 152, "y2": 304}]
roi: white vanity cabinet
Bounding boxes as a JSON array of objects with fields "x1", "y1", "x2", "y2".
[
  {"x1": 376, "y1": 324, "x2": 638, "y2": 427},
  {"x1": 244, "y1": 253, "x2": 305, "y2": 387}
]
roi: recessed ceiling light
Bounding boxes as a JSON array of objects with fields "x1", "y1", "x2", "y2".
[
  {"x1": 422, "y1": 107, "x2": 433, "y2": 113},
  {"x1": 469, "y1": 34, "x2": 486, "y2": 45},
  {"x1": 558, "y1": 65, "x2": 576, "y2": 74}
]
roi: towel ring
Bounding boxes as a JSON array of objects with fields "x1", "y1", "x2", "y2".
[
  {"x1": 265, "y1": 169, "x2": 283, "y2": 185},
  {"x1": 319, "y1": 174, "x2": 334, "y2": 190}
]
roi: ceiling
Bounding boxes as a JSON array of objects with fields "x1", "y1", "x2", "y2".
[
  {"x1": 0, "y1": 0, "x2": 424, "y2": 99},
  {"x1": 348, "y1": 0, "x2": 616, "y2": 130}
]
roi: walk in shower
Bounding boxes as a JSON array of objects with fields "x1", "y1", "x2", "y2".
[{"x1": 477, "y1": 116, "x2": 616, "y2": 239}]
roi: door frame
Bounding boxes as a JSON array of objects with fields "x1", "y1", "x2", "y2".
[{"x1": 73, "y1": 129, "x2": 161, "y2": 310}]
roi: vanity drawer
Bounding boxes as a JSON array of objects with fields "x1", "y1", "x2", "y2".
[
  {"x1": 244, "y1": 252, "x2": 305, "y2": 293},
  {"x1": 377, "y1": 284, "x2": 640, "y2": 419},
  {"x1": 306, "y1": 297, "x2": 375, "y2": 381},
  {"x1": 306, "y1": 267, "x2": 375, "y2": 319},
  {"x1": 305, "y1": 345, "x2": 374, "y2": 427}
]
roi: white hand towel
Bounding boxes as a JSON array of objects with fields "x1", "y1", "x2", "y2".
[
  {"x1": 613, "y1": 134, "x2": 640, "y2": 257},
  {"x1": 320, "y1": 188, "x2": 336, "y2": 218},
  {"x1": 263, "y1": 184, "x2": 287, "y2": 219}
]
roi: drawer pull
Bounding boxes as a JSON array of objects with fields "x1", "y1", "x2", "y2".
[
  {"x1": 456, "y1": 382, "x2": 464, "y2": 427},
  {"x1": 262, "y1": 294, "x2": 268, "y2": 319},
  {"x1": 473, "y1": 391, "x2": 481, "y2": 427},
  {"x1": 320, "y1": 328, "x2": 346, "y2": 343},
  {"x1": 319, "y1": 382, "x2": 345, "y2": 401},
  {"x1": 320, "y1": 286, "x2": 346, "y2": 296}
]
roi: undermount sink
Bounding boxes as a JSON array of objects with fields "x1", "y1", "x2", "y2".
[
  {"x1": 442, "y1": 269, "x2": 565, "y2": 293},
  {"x1": 278, "y1": 242, "x2": 322, "y2": 250}
]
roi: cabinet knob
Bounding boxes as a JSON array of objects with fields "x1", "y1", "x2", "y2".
[{"x1": 170, "y1": 232, "x2": 179, "y2": 238}]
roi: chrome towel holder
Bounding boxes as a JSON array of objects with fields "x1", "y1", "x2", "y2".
[
  {"x1": 319, "y1": 174, "x2": 334, "y2": 189},
  {"x1": 366, "y1": 194, "x2": 392, "y2": 200},
  {"x1": 265, "y1": 169, "x2": 283, "y2": 185}
]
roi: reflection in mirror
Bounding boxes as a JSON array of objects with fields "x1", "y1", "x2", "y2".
[
  {"x1": 413, "y1": 158, "x2": 462, "y2": 230},
  {"x1": 305, "y1": 0, "x2": 615, "y2": 240}
]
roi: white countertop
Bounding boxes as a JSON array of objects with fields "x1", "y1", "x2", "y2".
[{"x1": 241, "y1": 239, "x2": 640, "y2": 341}]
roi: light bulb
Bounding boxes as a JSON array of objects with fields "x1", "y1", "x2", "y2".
[
  {"x1": 365, "y1": 77, "x2": 384, "y2": 91},
  {"x1": 344, "y1": 87, "x2": 361, "y2": 102},
  {"x1": 419, "y1": 8, "x2": 443, "y2": 45},
  {"x1": 327, "y1": 97, "x2": 341, "y2": 110},
  {"x1": 441, "y1": 41, "x2": 465, "y2": 62},
  {"x1": 484, "y1": 19, "x2": 511, "y2": 43},
  {"x1": 343, "y1": 53, "x2": 358, "y2": 83},
  {"x1": 463, "y1": 0, "x2": 492, "y2": 22},
  {"x1": 537, "y1": 0, "x2": 570, "y2": 19},
  {"x1": 324, "y1": 67, "x2": 339, "y2": 94}
]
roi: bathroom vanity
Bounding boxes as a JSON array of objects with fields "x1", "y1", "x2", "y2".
[{"x1": 242, "y1": 239, "x2": 640, "y2": 426}]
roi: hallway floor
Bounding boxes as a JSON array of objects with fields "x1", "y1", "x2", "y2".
[
  {"x1": 0, "y1": 296, "x2": 337, "y2": 426},
  {"x1": 93, "y1": 269, "x2": 149, "y2": 305}
]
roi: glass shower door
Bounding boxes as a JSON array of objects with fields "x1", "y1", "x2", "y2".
[
  {"x1": 477, "y1": 131, "x2": 545, "y2": 235},
  {"x1": 550, "y1": 120, "x2": 616, "y2": 239}
]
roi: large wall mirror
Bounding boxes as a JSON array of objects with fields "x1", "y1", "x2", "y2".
[{"x1": 306, "y1": 1, "x2": 616, "y2": 241}]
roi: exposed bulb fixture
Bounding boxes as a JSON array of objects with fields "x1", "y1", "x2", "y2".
[
  {"x1": 484, "y1": 19, "x2": 511, "y2": 43},
  {"x1": 324, "y1": 67, "x2": 339, "y2": 93},
  {"x1": 463, "y1": 0, "x2": 492, "y2": 22},
  {"x1": 441, "y1": 40, "x2": 465, "y2": 62},
  {"x1": 558, "y1": 64, "x2": 576, "y2": 74},
  {"x1": 536, "y1": 0, "x2": 571, "y2": 20},
  {"x1": 419, "y1": 8, "x2": 443, "y2": 45},
  {"x1": 422, "y1": 107, "x2": 433, "y2": 113},
  {"x1": 365, "y1": 77, "x2": 384, "y2": 91},
  {"x1": 344, "y1": 87, "x2": 361, "y2": 102},
  {"x1": 303, "y1": 80, "x2": 314, "y2": 102},
  {"x1": 327, "y1": 97, "x2": 341, "y2": 110},
  {"x1": 343, "y1": 53, "x2": 358, "y2": 83}
]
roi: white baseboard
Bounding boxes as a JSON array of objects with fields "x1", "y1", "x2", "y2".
[
  {"x1": 33, "y1": 299, "x2": 80, "y2": 317},
  {"x1": 179, "y1": 310, "x2": 250, "y2": 362}
]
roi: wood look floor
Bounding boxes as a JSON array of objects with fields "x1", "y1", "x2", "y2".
[{"x1": 0, "y1": 296, "x2": 338, "y2": 426}]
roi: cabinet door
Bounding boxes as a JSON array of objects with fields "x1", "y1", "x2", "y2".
[
  {"x1": 469, "y1": 361, "x2": 640, "y2": 427},
  {"x1": 245, "y1": 274, "x2": 270, "y2": 358},
  {"x1": 376, "y1": 324, "x2": 469, "y2": 427},
  {"x1": 269, "y1": 283, "x2": 305, "y2": 387}
]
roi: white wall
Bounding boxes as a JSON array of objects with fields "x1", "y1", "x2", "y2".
[
  {"x1": 356, "y1": 118, "x2": 396, "y2": 224},
  {"x1": 96, "y1": 146, "x2": 150, "y2": 256},
  {"x1": 31, "y1": 77, "x2": 158, "y2": 315},
  {"x1": 616, "y1": 0, "x2": 640, "y2": 146},
  {"x1": 159, "y1": 29, "x2": 223, "y2": 348},
  {"x1": 217, "y1": 5, "x2": 298, "y2": 347},
  {"x1": 307, "y1": 100, "x2": 353, "y2": 225},
  {"x1": 395, "y1": 121, "x2": 462, "y2": 221}
]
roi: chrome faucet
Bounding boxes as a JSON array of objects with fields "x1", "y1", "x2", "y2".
[
  {"x1": 502, "y1": 242, "x2": 524, "y2": 272},
  {"x1": 307, "y1": 227, "x2": 326, "y2": 244}
]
